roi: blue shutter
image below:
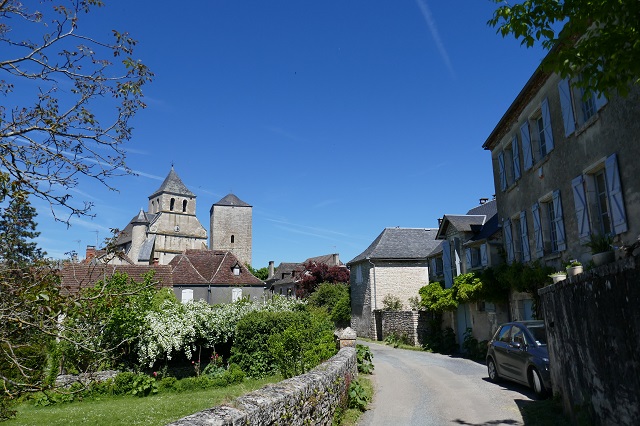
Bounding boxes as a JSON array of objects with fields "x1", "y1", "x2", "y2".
[
  {"x1": 553, "y1": 190, "x2": 567, "y2": 251},
  {"x1": 520, "y1": 211, "x2": 531, "y2": 262},
  {"x1": 442, "y1": 240, "x2": 453, "y2": 288},
  {"x1": 532, "y1": 202, "x2": 544, "y2": 257},
  {"x1": 541, "y1": 98, "x2": 554, "y2": 152},
  {"x1": 498, "y1": 151, "x2": 506, "y2": 191},
  {"x1": 572, "y1": 175, "x2": 591, "y2": 243},
  {"x1": 520, "y1": 122, "x2": 533, "y2": 170},
  {"x1": 465, "y1": 248, "x2": 472, "y2": 271},
  {"x1": 480, "y1": 243, "x2": 488, "y2": 267},
  {"x1": 605, "y1": 153, "x2": 628, "y2": 234},
  {"x1": 504, "y1": 218, "x2": 514, "y2": 263},
  {"x1": 512, "y1": 135, "x2": 521, "y2": 181},
  {"x1": 558, "y1": 78, "x2": 576, "y2": 136},
  {"x1": 430, "y1": 258, "x2": 436, "y2": 278}
]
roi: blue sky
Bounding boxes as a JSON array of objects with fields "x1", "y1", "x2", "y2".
[{"x1": 27, "y1": 0, "x2": 546, "y2": 268}]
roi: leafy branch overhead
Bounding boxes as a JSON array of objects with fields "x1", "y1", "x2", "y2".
[
  {"x1": 488, "y1": 0, "x2": 640, "y2": 97},
  {"x1": 0, "y1": 0, "x2": 153, "y2": 221}
]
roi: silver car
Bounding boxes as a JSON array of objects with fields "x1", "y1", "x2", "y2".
[{"x1": 486, "y1": 320, "x2": 551, "y2": 398}]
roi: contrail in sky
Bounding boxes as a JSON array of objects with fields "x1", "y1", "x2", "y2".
[{"x1": 415, "y1": 0, "x2": 455, "y2": 78}]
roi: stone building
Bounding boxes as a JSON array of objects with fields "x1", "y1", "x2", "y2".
[
  {"x1": 112, "y1": 168, "x2": 253, "y2": 267},
  {"x1": 348, "y1": 228, "x2": 440, "y2": 339},
  {"x1": 483, "y1": 61, "x2": 640, "y2": 272},
  {"x1": 210, "y1": 194, "x2": 252, "y2": 267}
]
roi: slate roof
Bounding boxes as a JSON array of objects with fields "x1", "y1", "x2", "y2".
[
  {"x1": 304, "y1": 253, "x2": 343, "y2": 266},
  {"x1": 267, "y1": 262, "x2": 303, "y2": 286},
  {"x1": 436, "y1": 200, "x2": 499, "y2": 240},
  {"x1": 59, "y1": 264, "x2": 173, "y2": 295},
  {"x1": 213, "y1": 194, "x2": 251, "y2": 207},
  {"x1": 465, "y1": 213, "x2": 500, "y2": 244},
  {"x1": 466, "y1": 199, "x2": 497, "y2": 216},
  {"x1": 348, "y1": 228, "x2": 440, "y2": 264},
  {"x1": 149, "y1": 167, "x2": 195, "y2": 199},
  {"x1": 114, "y1": 211, "x2": 158, "y2": 246},
  {"x1": 169, "y1": 249, "x2": 264, "y2": 286}
]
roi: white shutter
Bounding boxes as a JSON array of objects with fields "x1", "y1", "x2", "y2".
[
  {"x1": 480, "y1": 243, "x2": 488, "y2": 267},
  {"x1": 558, "y1": 78, "x2": 576, "y2": 136},
  {"x1": 465, "y1": 248, "x2": 472, "y2": 271},
  {"x1": 504, "y1": 219, "x2": 514, "y2": 263},
  {"x1": 553, "y1": 190, "x2": 567, "y2": 251},
  {"x1": 541, "y1": 98, "x2": 554, "y2": 151},
  {"x1": 442, "y1": 240, "x2": 453, "y2": 288},
  {"x1": 498, "y1": 151, "x2": 506, "y2": 191},
  {"x1": 232, "y1": 288, "x2": 242, "y2": 302},
  {"x1": 605, "y1": 153, "x2": 628, "y2": 234},
  {"x1": 572, "y1": 175, "x2": 591, "y2": 243},
  {"x1": 181, "y1": 289, "x2": 193, "y2": 303},
  {"x1": 520, "y1": 122, "x2": 533, "y2": 170},
  {"x1": 532, "y1": 203, "x2": 544, "y2": 257},
  {"x1": 512, "y1": 135, "x2": 521, "y2": 181},
  {"x1": 520, "y1": 211, "x2": 531, "y2": 262}
]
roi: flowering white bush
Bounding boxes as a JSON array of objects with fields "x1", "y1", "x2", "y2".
[{"x1": 137, "y1": 296, "x2": 305, "y2": 366}]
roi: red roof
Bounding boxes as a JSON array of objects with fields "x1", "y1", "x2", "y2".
[
  {"x1": 170, "y1": 250, "x2": 264, "y2": 286},
  {"x1": 59, "y1": 263, "x2": 173, "y2": 295}
]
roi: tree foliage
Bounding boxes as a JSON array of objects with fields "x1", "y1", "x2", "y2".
[
  {"x1": 307, "y1": 282, "x2": 351, "y2": 326},
  {"x1": 418, "y1": 282, "x2": 458, "y2": 313},
  {"x1": 245, "y1": 264, "x2": 269, "y2": 281},
  {"x1": 0, "y1": 0, "x2": 152, "y2": 221},
  {"x1": 0, "y1": 192, "x2": 44, "y2": 266},
  {"x1": 488, "y1": 0, "x2": 640, "y2": 97},
  {"x1": 296, "y1": 261, "x2": 350, "y2": 298}
]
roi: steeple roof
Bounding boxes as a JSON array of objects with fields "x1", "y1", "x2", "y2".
[
  {"x1": 213, "y1": 193, "x2": 251, "y2": 207},
  {"x1": 149, "y1": 167, "x2": 195, "y2": 199}
]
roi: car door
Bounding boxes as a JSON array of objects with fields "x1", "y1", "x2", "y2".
[
  {"x1": 492, "y1": 325, "x2": 516, "y2": 379},
  {"x1": 505, "y1": 326, "x2": 530, "y2": 385}
]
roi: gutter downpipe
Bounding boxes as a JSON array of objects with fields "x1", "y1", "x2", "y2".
[{"x1": 367, "y1": 257, "x2": 377, "y2": 310}]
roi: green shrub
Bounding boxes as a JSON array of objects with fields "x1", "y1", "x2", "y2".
[
  {"x1": 384, "y1": 332, "x2": 411, "y2": 348},
  {"x1": 158, "y1": 376, "x2": 178, "y2": 392},
  {"x1": 308, "y1": 283, "x2": 351, "y2": 326},
  {"x1": 348, "y1": 379, "x2": 371, "y2": 411},
  {"x1": 130, "y1": 374, "x2": 158, "y2": 397},
  {"x1": 462, "y1": 328, "x2": 488, "y2": 360},
  {"x1": 356, "y1": 344, "x2": 374, "y2": 374},
  {"x1": 381, "y1": 294, "x2": 403, "y2": 311},
  {"x1": 113, "y1": 372, "x2": 137, "y2": 395}
]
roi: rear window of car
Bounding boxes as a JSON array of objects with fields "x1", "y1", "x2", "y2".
[{"x1": 527, "y1": 324, "x2": 547, "y2": 345}]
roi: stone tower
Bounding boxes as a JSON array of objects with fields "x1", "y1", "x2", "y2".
[
  {"x1": 144, "y1": 167, "x2": 207, "y2": 264},
  {"x1": 210, "y1": 194, "x2": 252, "y2": 266}
]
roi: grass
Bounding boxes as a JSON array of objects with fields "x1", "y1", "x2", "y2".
[
  {"x1": 5, "y1": 376, "x2": 279, "y2": 426},
  {"x1": 336, "y1": 376, "x2": 374, "y2": 426}
]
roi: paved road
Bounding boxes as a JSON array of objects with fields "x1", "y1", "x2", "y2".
[{"x1": 357, "y1": 341, "x2": 534, "y2": 426}]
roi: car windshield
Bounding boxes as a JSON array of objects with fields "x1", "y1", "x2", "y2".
[{"x1": 527, "y1": 324, "x2": 547, "y2": 346}]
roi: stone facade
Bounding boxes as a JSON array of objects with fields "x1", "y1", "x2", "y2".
[
  {"x1": 484, "y1": 69, "x2": 640, "y2": 272},
  {"x1": 167, "y1": 347, "x2": 357, "y2": 426},
  {"x1": 539, "y1": 256, "x2": 640, "y2": 425},
  {"x1": 210, "y1": 194, "x2": 253, "y2": 267}
]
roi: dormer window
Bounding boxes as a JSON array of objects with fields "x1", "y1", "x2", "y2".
[{"x1": 232, "y1": 263, "x2": 241, "y2": 276}]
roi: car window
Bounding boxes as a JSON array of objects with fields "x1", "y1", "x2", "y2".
[
  {"x1": 512, "y1": 326, "x2": 525, "y2": 345},
  {"x1": 527, "y1": 324, "x2": 547, "y2": 345},
  {"x1": 497, "y1": 326, "x2": 511, "y2": 343}
]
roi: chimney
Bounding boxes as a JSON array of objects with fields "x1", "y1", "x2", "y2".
[
  {"x1": 153, "y1": 258, "x2": 159, "y2": 265},
  {"x1": 438, "y1": 218, "x2": 443, "y2": 227},
  {"x1": 85, "y1": 245, "x2": 96, "y2": 261},
  {"x1": 479, "y1": 198, "x2": 488, "y2": 205},
  {"x1": 268, "y1": 261, "x2": 275, "y2": 279},
  {"x1": 332, "y1": 253, "x2": 339, "y2": 266}
]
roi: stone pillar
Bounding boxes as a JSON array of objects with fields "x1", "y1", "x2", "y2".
[{"x1": 337, "y1": 327, "x2": 357, "y2": 349}]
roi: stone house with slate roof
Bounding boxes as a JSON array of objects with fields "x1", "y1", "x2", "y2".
[
  {"x1": 484, "y1": 63, "x2": 640, "y2": 282},
  {"x1": 266, "y1": 254, "x2": 344, "y2": 297},
  {"x1": 348, "y1": 228, "x2": 439, "y2": 339},
  {"x1": 427, "y1": 199, "x2": 508, "y2": 347},
  {"x1": 169, "y1": 249, "x2": 265, "y2": 304}
]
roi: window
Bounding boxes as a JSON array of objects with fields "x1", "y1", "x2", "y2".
[
  {"x1": 504, "y1": 218, "x2": 515, "y2": 263},
  {"x1": 536, "y1": 115, "x2": 547, "y2": 158},
  {"x1": 545, "y1": 200, "x2": 559, "y2": 253},
  {"x1": 182, "y1": 200, "x2": 187, "y2": 212},
  {"x1": 230, "y1": 235, "x2": 235, "y2": 244},
  {"x1": 580, "y1": 86, "x2": 597, "y2": 122},
  {"x1": 181, "y1": 289, "x2": 193, "y2": 303},
  {"x1": 512, "y1": 135, "x2": 521, "y2": 181},
  {"x1": 465, "y1": 247, "x2": 481, "y2": 270},
  {"x1": 558, "y1": 76, "x2": 608, "y2": 133},
  {"x1": 572, "y1": 153, "x2": 627, "y2": 241},
  {"x1": 232, "y1": 288, "x2": 242, "y2": 302},
  {"x1": 498, "y1": 326, "x2": 511, "y2": 343},
  {"x1": 533, "y1": 190, "x2": 566, "y2": 256},
  {"x1": 355, "y1": 264, "x2": 363, "y2": 284},
  {"x1": 170, "y1": 198, "x2": 175, "y2": 211},
  {"x1": 520, "y1": 211, "x2": 531, "y2": 262},
  {"x1": 512, "y1": 216, "x2": 522, "y2": 262},
  {"x1": 232, "y1": 264, "x2": 240, "y2": 276}
]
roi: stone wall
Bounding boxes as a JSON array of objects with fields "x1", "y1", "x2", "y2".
[
  {"x1": 167, "y1": 347, "x2": 357, "y2": 426},
  {"x1": 374, "y1": 310, "x2": 430, "y2": 346},
  {"x1": 538, "y1": 257, "x2": 640, "y2": 425}
]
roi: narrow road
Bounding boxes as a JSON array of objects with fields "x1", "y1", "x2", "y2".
[{"x1": 357, "y1": 341, "x2": 534, "y2": 426}]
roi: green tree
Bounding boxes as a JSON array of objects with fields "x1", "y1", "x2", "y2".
[
  {"x1": 488, "y1": 0, "x2": 640, "y2": 97},
  {"x1": 0, "y1": 193, "x2": 44, "y2": 265},
  {"x1": 0, "y1": 0, "x2": 152, "y2": 222},
  {"x1": 307, "y1": 282, "x2": 351, "y2": 326},
  {"x1": 246, "y1": 264, "x2": 269, "y2": 280}
]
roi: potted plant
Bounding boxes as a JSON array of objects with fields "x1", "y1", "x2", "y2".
[
  {"x1": 565, "y1": 260, "x2": 583, "y2": 277},
  {"x1": 587, "y1": 234, "x2": 615, "y2": 266},
  {"x1": 549, "y1": 271, "x2": 567, "y2": 284}
]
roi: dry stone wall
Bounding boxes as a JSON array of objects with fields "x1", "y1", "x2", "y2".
[
  {"x1": 374, "y1": 310, "x2": 429, "y2": 346},
  {"x1": 167, "y1": 347, "x2": 357, "y2": 426}
]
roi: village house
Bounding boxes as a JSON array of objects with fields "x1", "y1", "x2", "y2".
[
  {"x1": 348, "y1": 227, "x2": 439, "y2": 339},
  {"x1": 483, "y1": 57, "x2": 640, "y2": 315},
  {"x1": 266, "y1": 253, "x2": 344, "y2": 297}
]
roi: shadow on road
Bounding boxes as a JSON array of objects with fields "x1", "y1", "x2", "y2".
[
  {"x1": 480, "y1": 377, "x2": 537, "y2": 400},
  {"x1": 451, "y1": 419, "x2": 520, "y2": 425}
]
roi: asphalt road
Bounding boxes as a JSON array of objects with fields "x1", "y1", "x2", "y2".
[{"x1": 357, "y1": 341, "x2": 535, "y2": 426}]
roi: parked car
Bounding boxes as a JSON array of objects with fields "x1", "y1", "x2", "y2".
[{"x1": 486, "y1": 320, "x2": 551, "y2": 398}]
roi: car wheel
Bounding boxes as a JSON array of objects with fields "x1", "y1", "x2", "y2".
[
  {"x1": 487, "y1": 358, "x2": 499, "y2": 382},
  {"x1": 530, "y1": 368, "x2": 547, "y2": 398}
]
